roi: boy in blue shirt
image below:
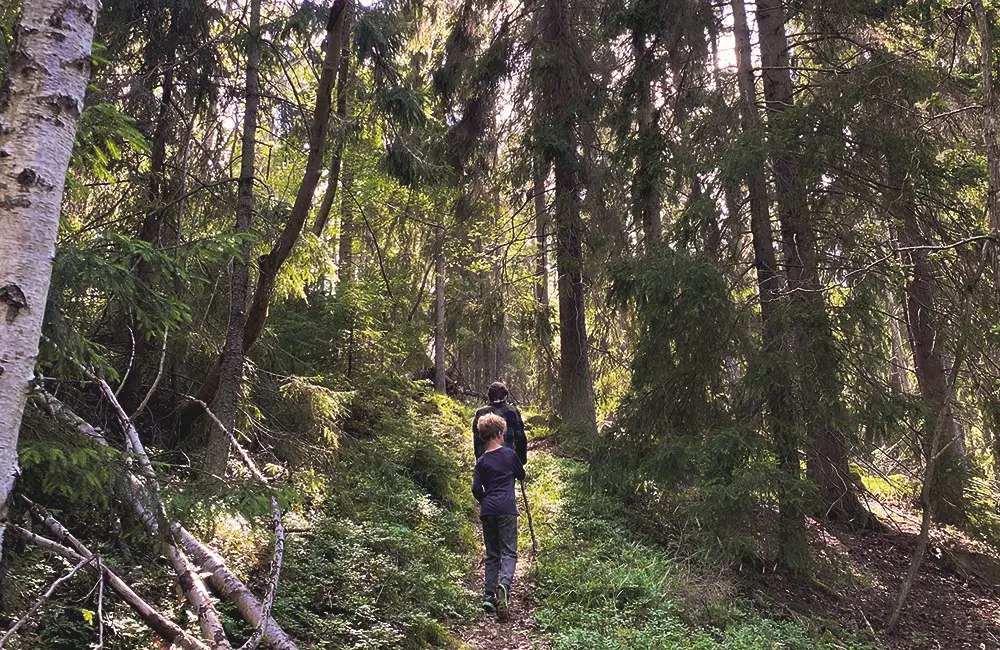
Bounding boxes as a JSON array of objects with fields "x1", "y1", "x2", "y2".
[{"x1": 472, "y1": 412, "x2": 525, "y2": 618}]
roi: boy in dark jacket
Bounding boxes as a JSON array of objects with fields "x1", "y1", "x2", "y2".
[
  {"x1": 472, "y1": 381, "x2": 527, "y2": 464},
  {"x1": 472, "y1": 412, "x2": 525, "y2": 618}
]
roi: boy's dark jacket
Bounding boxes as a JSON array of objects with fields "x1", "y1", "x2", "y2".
[{"x1": 472, "y1": 400, "x2": 527, "y2": 464}]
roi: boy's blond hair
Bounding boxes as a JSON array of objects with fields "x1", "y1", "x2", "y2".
[{"x1": 477, "y1": 413, "x2": 506, "y2": 442}]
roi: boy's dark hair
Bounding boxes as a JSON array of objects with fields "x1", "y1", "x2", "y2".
[
  {"x1": 488, "y1": 381, "x2": 508, "y2": 403},
  {"x1": 477, "y1": 413, "x2": 506, "y2": 442}
]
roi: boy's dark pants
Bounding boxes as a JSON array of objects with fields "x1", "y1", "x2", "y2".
[{"x1": 481, "y1": 514, "x2": 517, "y2": 595}]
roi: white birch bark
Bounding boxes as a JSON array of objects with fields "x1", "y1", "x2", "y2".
[{"x1": 0, "y1": 0, "x2": 100, "y2": 553}]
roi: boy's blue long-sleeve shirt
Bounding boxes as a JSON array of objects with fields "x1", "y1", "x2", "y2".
[{"x1": 472, "y1": 446, "x2": 525, "y2": 516}]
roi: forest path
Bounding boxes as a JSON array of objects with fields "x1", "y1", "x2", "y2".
[
  {"x1": 456, "y1": 440, "x2": 555, "y2": 650},
  {"x1": 456, "y1": 517, "x2": 549, "y2": 650}
]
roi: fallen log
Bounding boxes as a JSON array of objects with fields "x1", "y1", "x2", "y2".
[
  {"x1": 9, "y1": 523, "x2": 210, "y2": 650},
  {"x1": 30, "y1": 387, "x2": 299, "y2": 650}
]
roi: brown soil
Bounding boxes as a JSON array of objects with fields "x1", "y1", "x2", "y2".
[{"x1": 743, "y1": 500, "x2": 1000, "y2": 649}]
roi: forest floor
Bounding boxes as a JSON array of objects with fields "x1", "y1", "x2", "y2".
[{"x1": 746, "y1": 493, "x2": 1000, "y2": 649}]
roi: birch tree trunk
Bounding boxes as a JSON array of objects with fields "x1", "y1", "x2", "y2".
[
  {"x1": 732, "y1": 0, "x2": 809, "y2": 571},
  {"x1": 755, "y1": 0, "x2": 872, "y2": 527},
  {"x1": 0, "y1": 0, "x2": 99, "y2": 554},
  {"x1": 205, "y1": 0, "x2": 262, "y2": 478}
]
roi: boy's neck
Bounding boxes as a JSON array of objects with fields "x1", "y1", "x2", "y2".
[{"x1": 485, "y1": 439, "x2": 503, "y2": 452}]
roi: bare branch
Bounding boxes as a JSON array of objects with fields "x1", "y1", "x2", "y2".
[
  {"x1": 130, "y1": 329, "x2": 169, "y2": 421},
  {"x1": 0, "y1": 555, "x2": 94, "y2": 647},
  {"x1": 8, "y1": 524, "x2": 210, "y2": 650}
]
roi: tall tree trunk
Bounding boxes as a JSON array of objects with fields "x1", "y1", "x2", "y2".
[
  {"x1": 0, "y1": 0, "x2": 98, "y2": 555},
  {"x1": 534, "y1": 159, "x2": 550, "y2": 308},
  {"x1": 240, "y1": 0, "x2": 348, "y2": 352},
  {"x1": 974, "y1": 0, "x2": 1000, "y2": 310},
  {"x1": 204, "y1": 0, "x2": 262, "y2": 478},
  {"x1": 732, "y1": 0, "x2": 809, "y2": 571},
  {"x1": 434, "y1": 224, "x2": 446, "y2": 393},
  {"x1": 755, "y1": 0, "x2": 871, "y2": 526},
  {"x1": 184, "y1": 0, "x2": 351, "y2": 426},
  {"x1": 336, "y1": 171, "x2": 355, "y2": 287},
  {"x1": 972, "y1": 0, "x2": 1000, "y2": 485},
  {"x1": 631, "y1": 29, "x2": 661, "y2": 250},
  {"x1": 534, "y1": 0, "x2": 598, "y2": 437},
  {"x1": 119, "y1": 61, "x2": 176, "y2": 413},
  {"x1": 887, "y1": 290, "x2": 912, "y2": 396},
  {"x1": 121, "y1": 7, "x2": 192, "y2": 413},
  {"x1": 889, "y1": 186, "x2": 968, "y2": 525},
  {"x1": 553, "y1": 157, "x2": 599, "y2": 436},
  {"x1": 312, "y1": 7, "x2": 353, "y2": 237}
]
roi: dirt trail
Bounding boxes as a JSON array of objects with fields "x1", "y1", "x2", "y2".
[{"x1": 458, "y1": 525, "x2": 550, "y2": 650}]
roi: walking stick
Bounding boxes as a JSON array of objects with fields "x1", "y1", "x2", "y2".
[{"x1": 519, "y1": 479, "x2": 538, "y2": 554}]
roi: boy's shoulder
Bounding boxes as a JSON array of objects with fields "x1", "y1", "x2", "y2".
[{"x1": 475, "y1": 404, "x2": 499, "y2": 417}]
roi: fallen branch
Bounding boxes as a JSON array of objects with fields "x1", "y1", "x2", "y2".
[
  {"x1": 130, "y1": 329, "x2": 169, "y2": 421},
  {"x1": 29, "y1": 388, "x2": 298, "y2": 650},
  {"x1": 25, "y1": 497, "x2": 227, "y2": 649},
  {"x1": 8, "y1": 524, "x2": 209, "y2": 650},
  {"x1": 175, "y1": 526, "x2": 295, "y2": 650},
  {"x1": 183, "y1": 396, "x2": 287, "y2": 650},
  {"x1": 166, "y1": 543, "x2": 232, "y2": 650},
  {"x1": 239, "y1": 499, "x2": 285, "y2": 650},
  {"x1": 0, "y1": 555, "x2": 94, "y2": 647}
]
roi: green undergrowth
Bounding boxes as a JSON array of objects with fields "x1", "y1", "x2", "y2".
[
  {"x1": 8, "y1": 382, "x2": 482, "y2": 649},
  {"x1": 268, "y1": 385, "x2": 480, "y2": 649},
  {"x1": 525, "y1": 452, "x2": 877, "y2": 650}
]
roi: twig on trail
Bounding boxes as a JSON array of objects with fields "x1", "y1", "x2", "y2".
[
  {"x1": 520, "y1": 480, "x2": 538, "y2": 554},
  {"x1": 0, "y1": 555, "x2": 95, "y2": 647}
]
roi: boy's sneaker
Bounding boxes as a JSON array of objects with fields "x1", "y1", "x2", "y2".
[
  {"x1": 482, "y1": 592, "x2": 497, "y2": 613},
  {"x1": 496, "y1": 584, "x2": 509, "y2": 619}
]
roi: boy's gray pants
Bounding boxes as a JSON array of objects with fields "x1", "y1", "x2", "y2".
[{"x1": 481, "y1": 514, "x2": 518, "y2": 595}]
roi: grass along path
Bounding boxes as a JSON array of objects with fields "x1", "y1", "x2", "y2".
[{"x1": 488, "y1": 448, "x2": 874, "y2": 650}]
